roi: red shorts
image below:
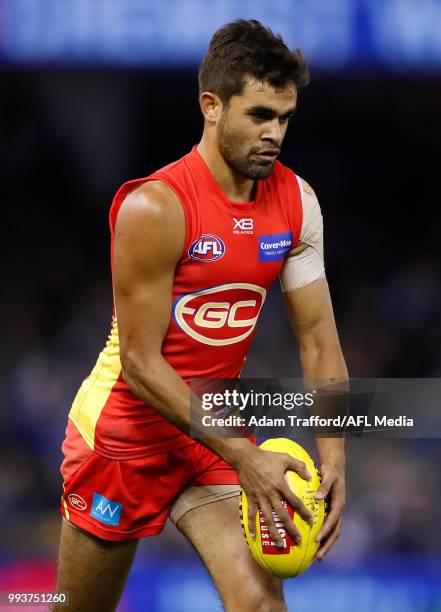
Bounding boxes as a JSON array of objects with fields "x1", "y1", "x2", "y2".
[{"x1": 60, "y1": 419, "x2": 239, "y2": 541}]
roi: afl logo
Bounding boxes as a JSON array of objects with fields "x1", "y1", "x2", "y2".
[
  {"x1": 174, "y1": 283, "x2": 266, "y2": 346},
  {"x1": 189, "y1": 234, "x2": 225, "y2": 262},
  {"x1": 68, "y1": 493, "x2": 87, "y2": 511}
]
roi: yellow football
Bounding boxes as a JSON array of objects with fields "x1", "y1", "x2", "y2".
[{"x1": 240, "y1": 438, "x2": 326, "y2": 579}]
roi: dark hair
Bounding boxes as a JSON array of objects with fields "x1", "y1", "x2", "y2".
[{"x1": 199, "y1": 19, "x2": 310, "y2": 104}]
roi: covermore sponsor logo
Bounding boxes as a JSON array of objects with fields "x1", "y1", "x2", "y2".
[
  {"x1": 68, "y1": 493, "x2": 87, "y2": 511},
  {"x1": 174, "y1": 283, "x2": 266, "y2": 346},
  {"x1": 259, "y1": 232, "x2": 293, "y2": 262}
]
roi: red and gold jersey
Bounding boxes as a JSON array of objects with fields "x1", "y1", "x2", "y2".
[{"x1": 68, "y1": 146, "x2": 303, "y2": 458}]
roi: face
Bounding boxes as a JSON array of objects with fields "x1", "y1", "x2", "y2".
[{"x1": 216, "y1": 78, "x2": 297, "y2": 180}]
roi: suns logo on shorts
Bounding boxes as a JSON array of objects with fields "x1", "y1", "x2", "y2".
[
  {"x1": 188, "y1": 234, "x2": 225, "y2": 262},
  {"x1": 174, "y1": 283, "x2": 266, "y2": 346},
  {"x1": 67, "y1": 493, "x2": 87, "y2": 511}
]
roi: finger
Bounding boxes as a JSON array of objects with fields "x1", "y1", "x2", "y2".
[
  {"x1": 281, "y1": 484, "x2": 313, "y2": 524},
  {"x1": 316, "y1": 502, "x2": 344, "y2": 543},
  {"x1": 260, "y1": 501, "x2": 285, "y2": 548},
  {"x1": 284, "y1": 455, "x2": 311, "y2": 481},
  {"x1": 315, "y1": 472, "x2": 334, "y2": 500},
  {"x1": 316, "y1": 519, "x2": 341, "y2": 561},
  {"x1": 247, "y1": 498, "x2": 258, "y2": 538},
  {"x1": 271, "y1": 497, "x2": 302, "y2": 545}
]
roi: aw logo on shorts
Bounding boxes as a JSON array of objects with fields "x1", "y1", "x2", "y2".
[
  {"x1": 189, "y1": 234, "x2": 225, "y2": 262},
  {"x1": 90, "y1": 493, "x2": 122, "y2": 526},
  {"x1": 174, "y1": 283, "x2": 266, "y2": 346}
]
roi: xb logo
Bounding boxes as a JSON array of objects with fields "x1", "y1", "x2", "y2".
[
  {"x1": 174, "y1": 283, "x2": 266, "y2": 346},
  {"x1": 233, "y1": 218, "x2": 253, "y2": 234},
  {"x1": 189, "y1": 234, "x2": 225, "y2": 261}
]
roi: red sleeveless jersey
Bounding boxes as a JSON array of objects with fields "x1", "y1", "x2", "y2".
[{"x1": 68, "y1": 146, "x2": 303, "y2": 458}]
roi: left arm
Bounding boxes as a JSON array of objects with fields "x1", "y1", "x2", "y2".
[
  {"x1": 283, "y1": 276, "x2": 347, "y2": 560},
  {"x1": 281, "y1": 177, "x2": 347, "y2": 560}
]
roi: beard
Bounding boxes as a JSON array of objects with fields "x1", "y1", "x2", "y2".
[{"x1": 217, "y1": 114, "x2": 276, "y2": 180}]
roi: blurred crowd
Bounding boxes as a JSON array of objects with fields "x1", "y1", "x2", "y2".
[{"x1": 1, "y1": 70, "x2": 440, "y2": 565}]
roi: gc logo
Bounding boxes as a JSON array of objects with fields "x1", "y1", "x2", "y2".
[
  {"x1": 174, "y1": 283, "x2": 266, "y2": 346},
  {"x1": 68, "y1": 493, "x2": 87, "y2": 511}
]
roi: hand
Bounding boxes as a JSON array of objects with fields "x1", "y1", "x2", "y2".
[
  {"x1": 236, "y1": 446, "x2": 314, "y2": 548},
  {"x1": 315, "y1": 464, "x2": 345, "y2": 560}
]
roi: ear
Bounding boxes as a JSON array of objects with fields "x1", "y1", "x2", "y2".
[{"x1": 199, "y1": 91, "x2": 223, "y2": 124}]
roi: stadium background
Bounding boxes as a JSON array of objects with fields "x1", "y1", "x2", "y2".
[{"x1": 1, "y1": 1, "x2": 441, "y2": 610}]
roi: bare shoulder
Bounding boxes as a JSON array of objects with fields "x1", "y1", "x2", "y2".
[
  {"x1": 114, "y1": 179, "x2": 185, "y2": 265},
  {"x1": 116, "y1": 179, "x2": 185, "y2": 234}
]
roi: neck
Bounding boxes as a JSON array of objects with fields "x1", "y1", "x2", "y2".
[{"x1": 197, "y1": 135, "x2": 255, "y2": 202}]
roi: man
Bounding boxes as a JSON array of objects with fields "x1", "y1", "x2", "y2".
[{"x1": 55, "y1": 19, "x2": 347, "y2": 611}]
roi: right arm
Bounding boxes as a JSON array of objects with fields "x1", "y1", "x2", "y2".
[{"x1": 113, "y1": 181, "x2": 313, "y2": 545}]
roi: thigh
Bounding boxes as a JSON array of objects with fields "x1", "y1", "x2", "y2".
[
  {"x1": 176, "y1": 496, "x2": 286, "y2": 612},
  {"x1": 52, "y1": 519, "x2": 138, "y2": 612}
]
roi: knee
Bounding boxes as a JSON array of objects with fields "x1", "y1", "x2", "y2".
[
  {"x1": 247, "y1": 597, "x2": 286, "y2": 612},
  {"x1": 226, "y1": 582, "x2": 286, "y2": 612},
  {"x1": 248, "y1": 591, "x2": 287, "y2": 612}
]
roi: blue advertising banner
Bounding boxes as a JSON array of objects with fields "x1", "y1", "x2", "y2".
[{"x1": 1, "y1": 0, "x2": 441, "y2": 70}]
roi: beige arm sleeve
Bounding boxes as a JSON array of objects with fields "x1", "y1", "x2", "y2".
[{"x1": 279, "y1": 175, "x2": 325, "y2": 293}]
